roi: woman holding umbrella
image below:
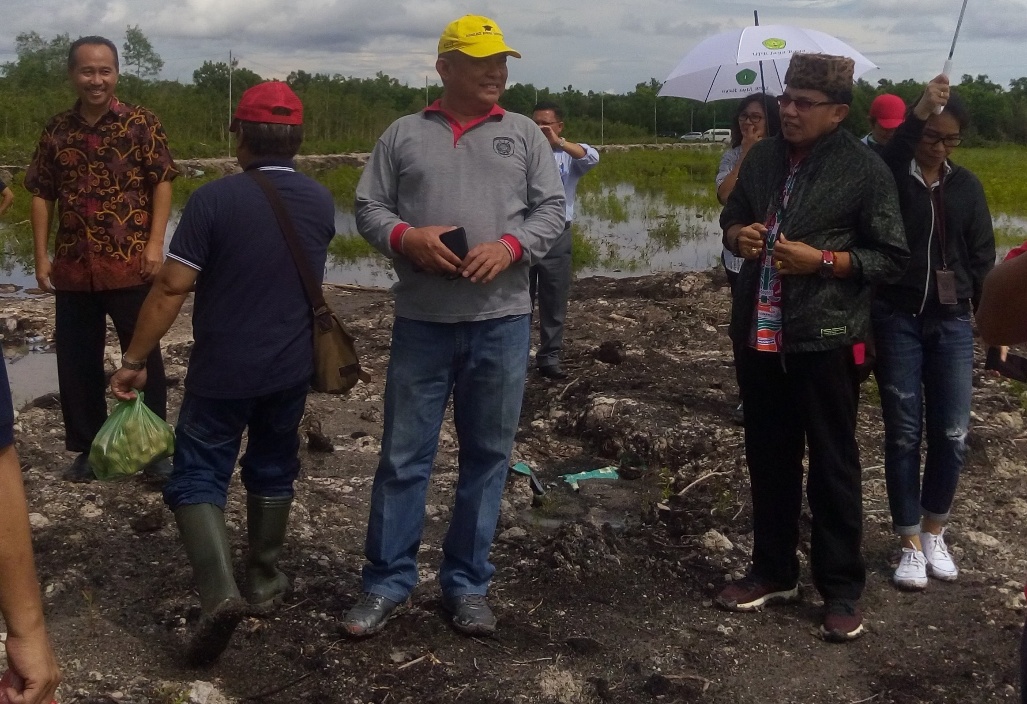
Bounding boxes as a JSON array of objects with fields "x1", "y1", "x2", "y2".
[
  {"x1": 716, "y1": 93, "x2": 781, "y2": 423},
  {"x1": 874, "y1": 75, "x2": 995, "y2": 591}
]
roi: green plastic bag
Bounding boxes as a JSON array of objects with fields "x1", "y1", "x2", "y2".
[{"x1": 88, "y1": 392, "x2": 175, "y2": 481}]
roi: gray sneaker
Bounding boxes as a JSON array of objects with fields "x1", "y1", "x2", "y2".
[
  {"x1": 442, "y1": 594, "x2": 497, "y2": 635},
  {"x1": 341, "y1": 593, "x2": 402, "y2": 637}
]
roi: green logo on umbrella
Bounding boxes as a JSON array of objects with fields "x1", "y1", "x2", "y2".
[
  {"x1": 736, "y1": 69, "x2": 758, "y2": 85},
  {"x1": 762, "y1": 38, "x2": 787, "y2": 50}
]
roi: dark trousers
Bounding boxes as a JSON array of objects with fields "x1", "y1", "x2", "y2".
[
  {"x1": 529, "y1": 223, "x2": 572, "y2": 368},
  {"x1": 55, "y1": 286, "x2": 167, "y2": 453},
  {"x1": 739, "y1": 345, "x2": 866, "y2": 602}
]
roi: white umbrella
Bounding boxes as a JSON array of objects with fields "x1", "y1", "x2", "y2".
[{"x1": 659, "y1": 24, "x2": 877, "y2": 102}]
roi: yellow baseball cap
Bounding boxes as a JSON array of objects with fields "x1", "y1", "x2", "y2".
[{"x1": 438, "y1": 15, "x2": 521, "y2": 58}]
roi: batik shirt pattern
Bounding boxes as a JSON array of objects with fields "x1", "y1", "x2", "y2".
[{"x1": 25, "y1": 98, "x2": 178, "y2": 291}]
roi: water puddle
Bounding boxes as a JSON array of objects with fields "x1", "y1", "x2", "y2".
[{"x1": 5, "y1": 350, "x2": 58, "y2": 411}]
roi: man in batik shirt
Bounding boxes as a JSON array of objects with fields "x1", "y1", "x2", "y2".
[{"x1": 25, "y1": 35, "x2": 178, "y2": 482}]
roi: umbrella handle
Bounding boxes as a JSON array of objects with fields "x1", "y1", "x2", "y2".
[{"x1": 934, "y1": 59, "x2": 952, "y2": 115}]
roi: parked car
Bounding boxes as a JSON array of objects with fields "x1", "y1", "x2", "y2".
[
  {"x1": 701, "y1": 128, "x2": 732, "y2": 143},
  {"x1": 679, "y1": 132, "x2": 703, "y2": 142}
]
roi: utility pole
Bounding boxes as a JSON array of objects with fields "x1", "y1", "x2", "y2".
[
  {"x1": 228, "y1": 50, "x2": 233, "y2": 156},
  {"x1": 653, "y1": 98, "x2": 658, "y2": 144}
]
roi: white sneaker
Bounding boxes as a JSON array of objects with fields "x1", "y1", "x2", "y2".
[
  {"x1": 921, "y1": 530, "x2": 958, "y2": 581},
  {"x1": 892, "y1": 547, "x2": 928, "y2": 590}
]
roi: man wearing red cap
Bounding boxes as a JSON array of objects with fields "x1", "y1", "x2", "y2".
[
  {"x1": 25, "y1": 35, "x2": 177, "y2": 483},
  {"x1": 111, "y1": 81, "x2": 336, "y2": 665},
  {"x1": 862, "y1": 93, "x2": 906, "y2": 154},
  {"x1": 345, "y1": 14, "x2": 565, "y2": 638}
]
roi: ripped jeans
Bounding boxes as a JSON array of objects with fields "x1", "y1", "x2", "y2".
[{"x1": 871, "y1": 300, "x2": 973, "y2": 536}]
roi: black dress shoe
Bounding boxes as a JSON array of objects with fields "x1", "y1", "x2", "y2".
[
  {"x1": 443, "y1": 594, "x2": 497, "y2": 635},
  {"x1": 62, "y1": 453, "x2": 95, "y2": 482},
  {"x1": 341, "y1": 593, "x2": 402, "y2": 637},
  {"x1": 537, "y1": 365, "x2": 568, "y2": 380},
  {"x1": 142, "y1": 457, "x2": 174, "y2": 483}
]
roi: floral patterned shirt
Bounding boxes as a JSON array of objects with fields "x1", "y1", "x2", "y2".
[{"x1": 25, "y1": 98, "x2": 178, "y2": 291}]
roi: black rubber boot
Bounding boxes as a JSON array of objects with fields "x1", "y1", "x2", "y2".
[
  {"x1": 243, "y1": 494, "x2": 292, "y2": 611},
  {"x1": 173, "y1": 503, "x2": 247, "y2": 666}
]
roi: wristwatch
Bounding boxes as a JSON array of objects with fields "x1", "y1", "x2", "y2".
[
  {"x1": 558, "y1": 137, "x2": 566, "y2": 149},
  {"x1": 121, "y1": 356, "x2": 146, "y2": 371},
  {"x1": 819, "y1": 250, "x2": 836, "y2": 279}
]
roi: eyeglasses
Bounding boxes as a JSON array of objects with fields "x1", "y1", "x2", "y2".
[
  {"x1": 920, "y1": 130, "x2": 962, "y2": 147},
  {"x1": 534, "y1": 120, "x2": 561, "y2": 127},
  {"x1": 739, "y1": 112, "x2": 765, "y2": 123},
  {"x1": 776, "y1": 94, "x2": 837, "y2": 112}
]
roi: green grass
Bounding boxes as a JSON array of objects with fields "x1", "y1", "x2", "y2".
[
  {"x1": 954, "y1": 145, "x2": 1027, "y2": 218},
  {"x1": 328, "y1": 235, "x2": 378, "y2": 262},
  {"x1": 316, "y1": 165, "x2": 363, "y2": 211},
  {"x1": 5, "y1": 144, "x2": 1027, "y2": 280}
]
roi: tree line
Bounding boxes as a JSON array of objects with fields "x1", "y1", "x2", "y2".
[{"x1": 3, "y1": 29, "x2": 1027, "y2": 163}]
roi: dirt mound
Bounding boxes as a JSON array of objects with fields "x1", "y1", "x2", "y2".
[{"x1": 2, "y1": 271, "x2": 1025, "y2": 703}]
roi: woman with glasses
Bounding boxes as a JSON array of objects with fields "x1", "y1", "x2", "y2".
[
  {"x1": 716, "y1": 93, "x2": 781, "y2": 423},
  {"x1": 874, "y1": 76, "x2": 995, "y2": 591}
]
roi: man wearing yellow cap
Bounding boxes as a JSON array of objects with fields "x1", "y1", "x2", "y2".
[{"x1": 346, "y1": 14, "x2": 565, "y2": 637}]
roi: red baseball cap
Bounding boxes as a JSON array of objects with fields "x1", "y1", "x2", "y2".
[
  {"x1": 869, "y1": 94, "x2": 906, "y2": 129},
  {"x1": 231, "y1": 81, "x2": 303, "y2": 130}
]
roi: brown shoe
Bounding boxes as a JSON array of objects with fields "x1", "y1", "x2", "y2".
[
  {"x1": 819, "y1": 600, "x2": 865, "y2": 642},
  {"x1": 715, "y1": 576, "x2": 799, "y2": 612}
]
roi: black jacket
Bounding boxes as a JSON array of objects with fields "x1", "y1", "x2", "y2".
[
  {"x1": 721, "y1": 128, "x2": 909, "y2": 353},
  {"x1": 877, "y1": 116, "x2": 995, "y2": 315}
]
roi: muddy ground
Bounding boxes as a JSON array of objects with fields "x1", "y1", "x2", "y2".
[{"x1": 1, "y1": 270, "x2": 1025, "y2": 704}]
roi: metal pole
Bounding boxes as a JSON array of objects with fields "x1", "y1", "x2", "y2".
[
  {"x1": 228, "y1": 50, "x2": 233, "y2": 156},
  {"x1": 755, "y1": 10, "x2": 767, "y2": 96},
  {"x1": 601, "y1": 93, "x2": 604, "y2": 146}
]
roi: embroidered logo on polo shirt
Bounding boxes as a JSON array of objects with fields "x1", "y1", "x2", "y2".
[{"x1": 493, "y1": 137, "x2": 514, "y2": 157}]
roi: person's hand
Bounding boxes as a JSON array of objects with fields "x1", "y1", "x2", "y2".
[
  {"x1": 914, "y1": 74, "x2": 949, "y2": 120},
  {"x1": 461, "y1": 241, "x2": 513, "y2": 284},
  {"x1": 539, "y1": 125, "x2": 561, "y2": 148},
  {"x1": 2, "y1": 624, "x2": 60, "y2": 704},
  {"x1": 401, "y1": 226, "x2": 465, "y2": 276},
  {"x1": 110, "y1": 367, "x2": 147, "y2": 401},
  {"x1": 736, "y1": 223, "x2": 768, "y2": 260},
  {"x1": 33, "y1": 259, "x2": 54, "y2": 293},
  {"x1": 772, "y1": 233, "x2": 822, "y2": 275},
  {"x1": 140, "y1": 239, "x2": 164, "y2": 280},
  {"x1": 740, "y1": 122, "x2": 762, "y2": 155}
]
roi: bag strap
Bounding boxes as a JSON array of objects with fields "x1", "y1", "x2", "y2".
[{"x1": 248, "y1": 169, "x2": 330, "y2": 315}]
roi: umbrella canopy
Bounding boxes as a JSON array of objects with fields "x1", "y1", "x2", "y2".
[{"x1": 659, "y1": 24, "x2": 877, "y2": 102}]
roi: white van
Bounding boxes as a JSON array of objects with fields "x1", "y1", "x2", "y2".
[{"x1": 701, "y1": 128, "x2": 731, "y2": 144}]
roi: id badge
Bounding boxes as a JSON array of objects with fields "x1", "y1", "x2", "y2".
[{"x1": 935, "y1": 269, "x2": 957, "y2": 305}]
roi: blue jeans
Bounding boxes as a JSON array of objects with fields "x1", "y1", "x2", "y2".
[
  {"x1": 871, "y1": 301, "x2": 973, "y2": 535},
  {"x1": 363, "y1": 315, "x2": 530, "y2": 603},
  {"x1": 163, "y1": 382, "x2": 309, "y2": 510}
]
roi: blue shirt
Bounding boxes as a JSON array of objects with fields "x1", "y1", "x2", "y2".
[
  {"x1": 168, "y1": 160, "x2": 335, "y2": 398},
  {"x1": 553, "y1": 144, "x2": 599, "y2": 222}
]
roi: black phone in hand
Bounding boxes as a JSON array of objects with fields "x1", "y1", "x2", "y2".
[
  {"x1": 440, "y1": 227, "x2": 468, "y2": 280},
  {"x1": 440, "y1": 227, "x2": 469, "y2": 259}
]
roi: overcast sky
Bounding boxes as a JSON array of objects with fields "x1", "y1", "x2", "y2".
[{"x1": 2, "y1": 0, "x2": 1025, "y2": 95}]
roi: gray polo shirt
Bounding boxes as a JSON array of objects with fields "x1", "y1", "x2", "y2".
[{"x1": 356, "y1": 108, "x2": 566, "y2": 323}]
